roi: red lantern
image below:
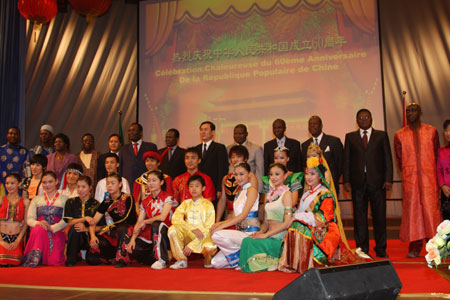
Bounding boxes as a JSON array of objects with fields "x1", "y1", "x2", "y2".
[
  {"x1": 69, "y1": 0, "x2": 112, "y2": 22},
  {"x1": 17, "y1": 0, "x2": 58, "y2": 24}
]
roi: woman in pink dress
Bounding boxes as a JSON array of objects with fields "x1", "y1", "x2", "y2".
[{"x1": 23, "y1": 171, "x2": 68, "y2": 267}]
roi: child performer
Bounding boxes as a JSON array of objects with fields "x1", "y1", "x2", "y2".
[{"x1": 168, "y1": 174, "x2": 216, "y2": 269}]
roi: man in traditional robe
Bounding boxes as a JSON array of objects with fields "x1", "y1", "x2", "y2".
[
  {"x1": 394, "y1": 103, "x2": 442, "y2": 258},
  {"x1": 0, "y1": 127, "x2": 28, "y2": 184}
]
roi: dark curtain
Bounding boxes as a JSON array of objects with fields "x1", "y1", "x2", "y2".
[
  {"x1": 0, "y1": 1, "x2": 26, "y2": 145},
  {"x1": 25, "y1": 1, "x2": 137, "y2": 153}
]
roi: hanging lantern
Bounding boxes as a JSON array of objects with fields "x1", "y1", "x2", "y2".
[
  {"x1": 17, "y1": 0, "x2": 58, "y2": 24},
  {"x1": 69, "y1": 0, "x2": 112, "y2": 22}
]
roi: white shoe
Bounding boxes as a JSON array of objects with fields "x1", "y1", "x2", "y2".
[
  {"x1": 151, "y1": 260, "x2": 166, "y2": 270},
  {"x1": 170, "y1": 260, "x2": 187, "y2": 269},
  {"x1": 356, "y1": 247, "x2": 373, "y2": 260},
  {"x1": 267, "y1": 265, "x2": 278, "y2": 271},
  {"x1": 204, "y1": 264, "x2": 212, "y2": 268}
]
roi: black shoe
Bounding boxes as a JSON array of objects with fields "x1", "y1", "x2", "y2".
[
  {"x1": 115, "y1": 260, "x2": 127, "y2": 268},
  {"x1": 65, "y1": 262, "x2": 75, "y2": 267},
  {"x1": 376, "y1": 252, "x2": 389, "y2": 258}
]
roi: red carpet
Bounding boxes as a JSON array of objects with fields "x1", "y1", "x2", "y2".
[{"x1": 0, "y1": 240, "x2": 449, "y2": 294}]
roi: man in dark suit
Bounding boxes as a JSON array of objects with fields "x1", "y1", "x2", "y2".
[
  {"x1": 97, "y1": 133, "x2": 122, "y2": 181},
  {"x1": 264, "y1": 119, "x2": 302, "y2": 174},
  {"x1": 302, "y1": 116, "x2": 344, "y2": 195},
  {"x1": 196, "y1": 121, "x2": 228, "y2": 201},
  {"x1": 159, "y1": 128, "x2": 186, "y2": 179},
  {"x1": 119, "y1": 123, "x2": 157, "y2": 187},
  {"x1": 343, "y1": 109, "x2": 393, "y2": 258}
]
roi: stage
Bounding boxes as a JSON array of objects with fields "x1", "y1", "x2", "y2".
[{"x1": 0, "y1": 240, "x2": 449, "y2": 299}]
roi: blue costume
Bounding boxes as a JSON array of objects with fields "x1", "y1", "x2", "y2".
[{"x1": 0, "y1": 144, "x2": 28, "y2": 184}]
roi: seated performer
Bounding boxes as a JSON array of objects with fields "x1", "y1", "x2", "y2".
[
  {"x1": 133, "y1": 151, "x2": 173, "y2": 213},
  {"x1": 21, "y1": 154, "x2": 47, "y2": 200},
  {"x1": 172, "y1": 147, "x2": 215, "y2": 203},
  {"x1": 94, "y1": 153, "x2": 130, "y2": 203},
  {"x1": 238, "y1": 163, "x2": 292, "y2": 272},
  {"x1": 0, "y1": 173, "x2": 29, "y2": 266},
  {"x1": 89, "y1": 173, "x2": 137, "y2": 267},
  {"x1": 216, "y1": 145, "x2": 258, "y2": 222},
  {"x1": 210, "y1": 162, "x2": 260, "y2": 268},
  {"x1": 63, "y1": 176, "x2": 101, "y2": 266},
  {"x1": 168, "y1": 175, "x2": 217, "y2": 269},
  {"x1": 126, "y1": 170, "x2": 177, "y2": 269},
  {"x1": 23, "y1": 171, "x2": 68, "y2": 267},
  {"x1": 58, "y1": 163, "x2": 83, "y2": 199},
  {"x1": 261, "y1": 146, "x2": 302, "y2": 207},
  {"x1": 279, "y1": 157, "x2": 340, "y2": 273}
]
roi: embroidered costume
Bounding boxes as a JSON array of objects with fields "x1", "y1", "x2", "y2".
[
  {"x1": 91, "y1": 193, "x2": 136, "y2": 264},
  {"x1": 168, "y1": 197, "x2": 216, "y2": 262},
  {"x1": 23, "y1": 193, "x2": 68, "y2": 267},
  {"x1": 278, "y1": 184, "x2": 340, "y2": 273},
  {"x1": 0, "y1": 197, "x2": 26, "y2": 265},
  {"x1": 63, "y1": 197, "x2": 101, "y2": 265},
  {"x1": 211, "y1": 182, "x2": 260, "y2": 268},
  {"x1": 223, "y1": 173, "x2": 241, "y2": 215},
  {"x1": 172, "y1": 171, "x2": 215, "y2": 202},
  {"x1": 238, "y1": 185, "x2": 290, "y2": 272},
  {"x1": 132, "y1": 172, "x2": 173, "y2": 206},
  {"x1": 126, "y1": 190, "x2": 177, "y2": 265}
]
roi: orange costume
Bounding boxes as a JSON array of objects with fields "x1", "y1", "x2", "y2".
[
  {"x1": 0, "y1": 196, "x2": 26, "y2": 265},
  {"x1": 172, "y1": 171, "x2": 215, "y2": 203},
  {"x1": 394, "y1": 124, "x2": 442, "y2": 242}
]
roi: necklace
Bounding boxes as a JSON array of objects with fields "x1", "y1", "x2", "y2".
[{"x1": 44, "y1": 192, "x2": 59, "y2": 206}]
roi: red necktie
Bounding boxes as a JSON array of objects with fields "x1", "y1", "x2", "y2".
[
  {"x1": 133, "y1": 142, "x2": 138, "y2": 156},
  {"x1": 362, "y1": 130, "x2": 368, "y2": 148}
]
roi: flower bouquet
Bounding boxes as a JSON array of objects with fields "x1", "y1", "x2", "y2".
[{"x1": 425, "y1": 220, "x2": 450, "y2": 269}]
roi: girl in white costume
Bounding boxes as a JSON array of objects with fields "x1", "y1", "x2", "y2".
[{"x1": 210, "y1": 162, "x2": 260, "y2": 268}]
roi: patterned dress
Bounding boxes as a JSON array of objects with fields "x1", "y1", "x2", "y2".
[{"x1": 0, "y1": 197, "x2": 26, "y2": 265}]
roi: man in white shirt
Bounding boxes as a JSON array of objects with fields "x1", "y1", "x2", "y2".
[{"x1": 95, "y1": 153, "x2": 130, "y2": 203}]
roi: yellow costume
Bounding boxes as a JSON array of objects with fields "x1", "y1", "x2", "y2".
[{"x1": 168, "y1": 197, "x2": 217, "y2": 262}]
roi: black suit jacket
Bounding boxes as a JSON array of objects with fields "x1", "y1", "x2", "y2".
[
  {"x1": 97, "y1": 152, "x2": 109, "y2": 181},
  {"x1": 343, "y1": 129, "x2": 393, "y2": 189},
  {"x1": 158, "y1": 146, "x2": 186, "y2": 179},
  {"x1": 119, "y1": 141, "x2": 157, "y2": 187},
  {"x1": 264, "y1": 137, "x2": 302, "y2": 175},
  {"x1": 302, "y1": 134, "x2": 344, "y2": 193},
  {"x1": 196, "y1": 141, "x2": 228, "y2": 193}
]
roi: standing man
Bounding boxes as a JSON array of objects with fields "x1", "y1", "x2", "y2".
[
  {"x1": 264, "y1": 119, "x2": 302, "y2": 175},
  {"x1": 302, "y1": 116, "x2": 344, "y2": 195},
  {"x1": 196, "y1": 121, "x2": 228, "y2": 201},
  {"x1": 29, "y1": 124, "x2": 55, "y2": 156},
  {"x1": 78, "y1": 133, "x2": 101, "y2": 186},
  {"x1": 227, "y1": 124, "x2": 264, "y2": 192},
  {"x1": 394, "y1": 103, "x2": 442, "y2": 258},
  {"x1": 159, "y1": 129, "x2": 186, "y2": 179},
  {"x1": 343, "y1": 109, "x2": 393, "y2": 258},
  {"x1": 97, "y1": 133, "x2": 122, "y2": 181},
  {"x1": 119, "y1": 123, "x2": 157, "y2": 187},
  {"x1": 0, "y1": 127, "x2": 28, "y2": 184}
]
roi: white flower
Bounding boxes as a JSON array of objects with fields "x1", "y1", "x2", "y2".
[{"x1": 437, "y1": 220, "x2": 450, "y2": 236}]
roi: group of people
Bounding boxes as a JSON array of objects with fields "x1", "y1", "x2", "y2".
[{"x1": 0, "y1": 103, "x2": 448, "y2": 274}]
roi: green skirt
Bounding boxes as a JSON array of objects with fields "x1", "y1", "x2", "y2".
[{"x1": 238, "y1": 234, "x2": 284, "y2": 273}]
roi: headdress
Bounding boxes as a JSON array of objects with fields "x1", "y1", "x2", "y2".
[
  {"x1": 306, "y1": 156, "x2": 329, "y2": 189},
  {"x1": 40, "y1": 124, "x2": 54, "y2": 134},
  {"x1": 59, "y1": 168, "x2": 83, "y2": 190},
  {"x1": 274, "y1": 145, "x2": 289, "y2": 153},
  {"x1": 143, "y1": 151, "x2": 161, "y2": 163},
  {"x1": 307, "y1": 142, "x2": 322, "y2": 158}
]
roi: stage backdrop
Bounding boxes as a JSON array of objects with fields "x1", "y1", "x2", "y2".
[{"x1": 139, "y1": 0, "x2": 384, "y2": 148}]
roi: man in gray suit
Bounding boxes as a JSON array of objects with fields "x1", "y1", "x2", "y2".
[{"x1": 227, "y1": 124, "x2": 264, "y2": 192}]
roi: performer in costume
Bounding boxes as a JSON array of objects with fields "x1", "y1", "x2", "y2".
[
  {"x1": 168, "y1": 175, "x2": 217, "y2": 269},
  {"x1": 216, "y1": 145, "x2": 258, "y2": 222},
  {"x1": 89, "y1": 173, "x2": 137, "y2": 267},
  {"x1": 20, "y1": 154, "x2": 47, "y2": 200},
  {"x1": 238, "y1": 163, "x2": 293, "y2": 272},
  {"x1": 172, "y1": 147, "x2": 215, "y2": 203},
  {"x1": 261, "y1": 146, "x2": 302, "y2": 207},
  {"x1": 23, "y1": 171, "x2": 68, "y2": 267},
  {"x1": 126, "y1": 170, "x2": 177, "y2": 269},
  {"x1": 437, "y1": 119, "x2": 450, "y2": 220},
  {"x1": 63, "y1": 176, "x2": 101, "y2": 266},
  {"x1": 133, "y1": 151, "x2": 173, "y2": 214},
  {"x1": 0, "y1": 173, "x2": 29, "y2": 266},
  {"x1": 210, "y1": 162, "x2": 260, "y2": 268},
  {"x1": 58, "y1": 163, "x2": 83, "y2": 198},
  {"x1": 279, "y1": 157, "x2": 340, "y2": 273}
]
